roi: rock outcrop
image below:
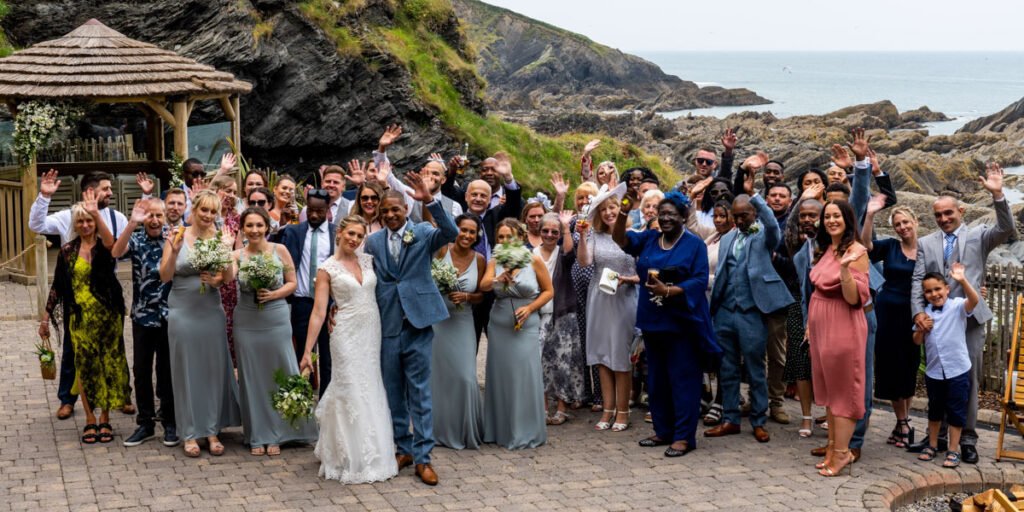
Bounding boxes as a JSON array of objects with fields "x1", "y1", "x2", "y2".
[
  {"x1": 959, "y1": 96, "x2": 1024, "y2": 134},
  {"x1": 451, "y1": 0, "x2": 770, "y2": 112}
]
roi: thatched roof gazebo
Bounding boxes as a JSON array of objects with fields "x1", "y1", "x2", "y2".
[{"x1": 0, "y1": 18, "x2": 252, "y2": 279}]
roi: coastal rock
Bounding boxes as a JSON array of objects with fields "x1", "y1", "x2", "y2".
[
  {"x1": 826, "y1": 101, "x2": 902, "y2": 129},
  {"x1": 959, "y1": 96, "x2": 1024, "y2": 134},
  {"x1": 899, "y1": 106, "x2": 952, "y2": 124},
  {"x1": 451, "y1": 0, "x2": 770, "y2": 112}
]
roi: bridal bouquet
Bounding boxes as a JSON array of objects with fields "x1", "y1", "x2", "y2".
[
  {"x1": 493, "y1": 241, "x2": 532, "y2": 291},
  {"x1": 271, "y1": 366, "x2": 316, "y2": 428},
  {"x1": 431, "y1": 258, "x2": 463, "y2": 310},
  {"x1": 186, "y1": 231, "x2": 232, "y2": 294},
  {"x1": 238, "y1": 252, "x2": 283, "y2": 310}
]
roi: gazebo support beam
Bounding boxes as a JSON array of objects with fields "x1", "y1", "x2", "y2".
[
  {"x1": 172, "y1": 100, "x2": 189, "y2": 159},
  {"x1": 231, "y1": 95, "x2": 241, "y2": 156},
  {"x1": 219, "y1": 96, "x2": 236, "y2": 122},
  {"x1": 143, "y1": 100, "x2": 176, "y2": 128}
]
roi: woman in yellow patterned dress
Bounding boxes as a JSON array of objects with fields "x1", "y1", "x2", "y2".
[{"x1": 40, "y1": 192, "x2": 130, "y2": 444}]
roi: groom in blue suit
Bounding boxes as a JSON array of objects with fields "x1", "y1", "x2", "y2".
[
  {"x1": 364, "y1": 171, "x2": 457, "y2": 486},
  {"x1": 705, "y1": 170, "x2": 794, "y2": 443}
]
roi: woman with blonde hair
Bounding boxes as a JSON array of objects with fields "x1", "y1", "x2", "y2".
[
  {"x1": 569, "y1": 181, "x2": 602, "y2": 410},
  {"x1": 350, "y1": 181, "x2": 386, "y2": 233},
  {"x1": 861, "y1": 196, "x2": 920, "y2": 448}
]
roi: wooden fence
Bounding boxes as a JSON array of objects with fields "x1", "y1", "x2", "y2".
[
  {"x1": 0, "y1": 178, "x2": 25, "y2": 273},
  {"x1": 983, "y1": 264, "x2": 1024, "y2": 392},
  {"x1": 36, "y1": 134, "x2": 145, "y2": 163}
]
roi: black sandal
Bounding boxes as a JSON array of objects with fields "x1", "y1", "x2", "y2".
[
  {"x1": 97, "y1": 423, "x2": 114, "y2": 443},
  {"x1": 81, "y1": 424, "x2": 99, "y2": 444},
  {"x1": 918, "y1": 446, "x2": 937, "y2": 461}
]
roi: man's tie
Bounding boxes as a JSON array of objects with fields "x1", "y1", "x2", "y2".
[
  {"x1": 327, "y1": 202, "x2": 335, "y2": 223},
  {"x1": 733, "y1": 233, "x2": 747, "y2": 258},
  {"x1": 308, "y1": 226, "x2": 320, "y2": 292},
  {"x1": 943, "y1": 232, "x2": 957, "y2": 263},
  {"x1": 390, "y1": 231, "x2": 402, "y2": 264}
]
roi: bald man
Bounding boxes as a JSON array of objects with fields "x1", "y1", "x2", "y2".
[{"x1": 442, "y1": 154, "x2": 522, "y2": 243}]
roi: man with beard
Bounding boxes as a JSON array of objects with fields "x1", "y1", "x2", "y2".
[
  {"x1": 31, "y1": 170, "x2": 135, "y2": 419},
  {"x1": 164, "y1": 188, "x2": 188, "y2": 229}
]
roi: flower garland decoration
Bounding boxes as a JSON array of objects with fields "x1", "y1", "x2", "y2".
[{"x1": 11, "y1": 100, "x2": 84, "y2": 164}]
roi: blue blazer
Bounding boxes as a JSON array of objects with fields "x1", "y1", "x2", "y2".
[
  {"x1": 794, "y1": 240, "x2": 814, "y2": 321},
  {"x1": 710, "y1": 194, "x2": 794, "y2": 315},
  {"x1": 365, "y1": 201, "x2": 458, "y2": 337},
  {"x1": 275, "y1": 221, "x2": 335, "y2": 302}
]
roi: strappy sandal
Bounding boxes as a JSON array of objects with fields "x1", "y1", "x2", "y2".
[
  {"x1": 819, "y1": 448, "x2": 853, "y2": 477},
  {"x1": 250, "y1": 445, "x2": 266, "y2": 456},
  {"x1": 183, "y1": 440, "x2": 200, "y2": 458},
  {"x1": 208, "y1": 437, "x2": 225, "y2": 456},
  {"x1": 594, "y1": 409, "x2": 616, "y2": 430},
  {"x1": 918, "y1": 446, "x2": 938, "y2": 462},
  {"x1": 590, "y1": 403, "x2": 603, "y2": 413},
  {"x1": 547, "y1": 411, "x2": 570, "y2": 425},
  {"x1": 266, "y1": 445, "x2": 281, "y2": 456},
  {"x1": 703, "y1": 403, "x2": 723, "y2": 426},
  {"x1": 97, "y1": 423, "x2": 114, "y2": 443},
  {"x1": 81, "y1": 424, "x2": 99, "y2": 444},
  {"x1": 942, "y1": 451, "x2": 961, "y2": 468},
  {"x1": 611, "y1": 410, "x2": 631, "y2": 432},
  {"x1": 894, "y1": 419, "x2": 914, "y2": 449},
  {"x1": 799, "y1": 416, "x2": 814, "y2": 438}
]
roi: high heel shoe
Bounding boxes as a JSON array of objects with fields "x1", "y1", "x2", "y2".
[
  {"x1": 611, "y1": 409, "x2": 631, "y2": 432},
  {"x1": 894, "y1": 419, "x2": 914, "y2": 449},
  {"x1": 594, "y1": 409, "x2": 616, "y2": 430},
  {"x1": 819, "y1": 448, "x2": 853, "y2": 477},
  {"x1": 799, "y1": 416, "x2": 814, "y2": 438},
  {"x1": 815, "y1": 441, "x2": 834, "y2": 470}
]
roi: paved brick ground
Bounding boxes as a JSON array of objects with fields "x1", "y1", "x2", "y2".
[{"x1": 3, "y1": 281, "x2": 1023, "y2": 511}]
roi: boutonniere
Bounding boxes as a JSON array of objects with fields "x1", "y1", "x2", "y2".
[
  {"x1": 402, "y1": 229, "x2": 415, "y2": 245},
  {"x1": 746, "y1": 224, "x2": 760, "y2": 235}
]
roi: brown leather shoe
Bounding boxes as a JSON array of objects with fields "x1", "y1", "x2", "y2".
[
  {"x1": 810, "y1": 444, "x2": 829, "y2": 457},
  {"x1": 753, "y1": 426, "x2": 770, "y2": 443},
  {"x1": 704, "y1": 422, "x2": 741, "y2": 437},
  {"x1": 851, "y1": 448, "x2": 861, "y2": 463},
  {"x1": 56, "y1": 404, "x2": 73, "y2": 420},
  {"x1": 121, "y1": 404, "x2": 136, "y2": 415},
  {"x1": 395, "y1": 454, "x2": 414, "y2": 471},
  {"x1": 415, "y1": 463, "x2": 438, "y2": 486}
]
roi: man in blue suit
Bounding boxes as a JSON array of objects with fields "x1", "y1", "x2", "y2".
[
  {"x1": 364, "y1": 171, "x2": 457, "y2": 486},
  {"x1": 275, "y1": 190, "x2": 334, "y2": 395},
  {"x1": 705, "y1": 170, "x2": 794, "y2": 443}
]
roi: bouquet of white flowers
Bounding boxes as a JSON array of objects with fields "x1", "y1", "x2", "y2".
[
  {"x1": 431, "y1": 258, "x2": 462, "y2": 310},
  {"x1": 186, "y1": 232, "x2": 232, "y2": 294},
  {"x1": 239, "y1": 252, "x2": 283, "y2": 310},
  {"x1": 493, "y1": 241, "x2": 532, "y2": 291},
  {"x1": 270, "y1": 360, "x2": 316, "y2": 429}
]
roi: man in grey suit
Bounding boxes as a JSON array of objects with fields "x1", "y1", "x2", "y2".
[
  {"x1": 910, "y1": 162, "x2": 1014, "y2": 464},
  {"x1": 705, "y1": 171, "x2": 795, "y2": 443}
]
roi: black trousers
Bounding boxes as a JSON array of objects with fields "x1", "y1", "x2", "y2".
[
  {"x1": 291, "y1": 298, "x2": 332, "y2": 397},
  {"x1": 131, "y1": 320, "x2": 174, "y2": 428}
]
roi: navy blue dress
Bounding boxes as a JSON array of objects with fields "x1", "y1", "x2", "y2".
[{"x1": 870, "y1": 238, "x2": 920, "y2": 400}]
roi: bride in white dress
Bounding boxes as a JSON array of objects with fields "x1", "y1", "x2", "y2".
[{"x1": 300, "y1": 215, "x2": 398, "y2": 484}]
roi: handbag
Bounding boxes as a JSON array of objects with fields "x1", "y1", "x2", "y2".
[{"x1": 37, "y1": 334, "x2": 56, "y2": 380}]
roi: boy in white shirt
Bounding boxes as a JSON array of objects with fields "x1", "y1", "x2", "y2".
[{"x1": 912, "y1": 262, "x2": 978, "y2": 468}]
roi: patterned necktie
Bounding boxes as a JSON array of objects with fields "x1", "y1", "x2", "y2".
[
  {"x1": 390, "y1": 231, "x2": 401, "y2": 264},
  {"x1": 733, "y1": 233, "x2": 747, "y2": 258},
  {"x1": 327, "y1": 202, "x2": 335, "y2": 223},
  {"x1": 308, "y1": 226, "x2": 319, "y2": 294},
  {"x1": 943, "y1": 232, "x2": 957, "y2": 262}
]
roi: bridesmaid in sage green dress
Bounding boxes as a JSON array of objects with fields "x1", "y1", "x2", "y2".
[
  {"x1": 431, "y1": 214, "x2": 487, "y2": 449},
  {"x1": 481, "y1": 219, "x2": 554, "y2": 449},
  {"x1": 160, "y1": 190, "x2": 241, "y2": 458},
  {"x1": 232, "y1": 208, "x2": 318, "y2": 456}
]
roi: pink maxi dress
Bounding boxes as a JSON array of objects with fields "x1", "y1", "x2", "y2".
[{"x1": 807, "y1": 248, "x2": 869, "y2": 420}]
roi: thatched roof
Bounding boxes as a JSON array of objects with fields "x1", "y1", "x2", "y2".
[{"x1": 0, "y1": 19, "x2": 252, "y2": 100}]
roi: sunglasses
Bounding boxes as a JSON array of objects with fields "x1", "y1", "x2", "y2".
[
  {"x1": 695, "y1": 158, "x2": 716, "y2": 165},
  {"x1": 360, "y1": 195, "x2": 380, "y2": 202},
  {"x1": 541, "y1": 229, "x2": 560, "y2": 235},
  {"x1": 250, "y1": 199, "x2": 268, "y2": 207},
  {"x1": 307, "y1": 188, "x2": 329, "y2": 201}
]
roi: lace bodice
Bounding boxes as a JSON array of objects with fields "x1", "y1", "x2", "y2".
[{"x1": 321, "y1": 254, "x2": 377, "y2": 312}]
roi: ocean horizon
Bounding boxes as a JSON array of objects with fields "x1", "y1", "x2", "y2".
[{"x1": 636, "y1": 51, "x2": 1024, "y2": 135}]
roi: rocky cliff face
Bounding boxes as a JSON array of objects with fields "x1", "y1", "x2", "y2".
[
  {"x1": 3, "y1": 0, "x2": 470, "y2": 171},
  {"x1": 451, "y1": 0, "x2": 769, "y2": 112},
  {"x1": 959, "y1": 96, "x2": 1024, "y2": 134}
]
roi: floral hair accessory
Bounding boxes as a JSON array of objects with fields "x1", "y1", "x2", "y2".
[
  {"x1": 663, "y1": 190, "x2": 691, "y2": 211},
  {"x1": 529, "y1": 192, "x2": 553, "y2": 211}
]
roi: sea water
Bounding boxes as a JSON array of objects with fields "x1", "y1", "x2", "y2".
[{"x1": 638, "y1": 52, "x2": 1024, "y2": 134}]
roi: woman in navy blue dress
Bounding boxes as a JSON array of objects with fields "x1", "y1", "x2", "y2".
[
  {"x1": 862, "y1": 197, "x2": 920, "y2": 448},
  {"x1": 612, "y1": 190, "x2": 720, "y2": 456}
]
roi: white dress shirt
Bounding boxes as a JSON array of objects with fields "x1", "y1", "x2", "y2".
[
  {"x1": 918, "y1": 297, "x2": 973, "y2": 380},
  {"x1": 298, "y1": 196, "x2": 352, "y2": 226},
  {"x1": 295, "y1": 223, "x2": 331, "y2": 298},
  {"x1": 29, "y1": 194, "x2": 128, "y2": 244}
]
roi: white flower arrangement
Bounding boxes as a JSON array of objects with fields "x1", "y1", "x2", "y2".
[
  {"x1": 186, "y1": 231, "x2": 232, "y2": 293},
  {"x1": 431, "y1": 258, "x2": 463, "y2": 309},
  {"x1": 11, "y1": 100, "x2": 84, "y2": 163},
  {"x1": 238, "y1": 252, "x2": 284, "y2": 310},
  {"x1": 270, "y1": 367, "x2": 315, "y2": 428}
]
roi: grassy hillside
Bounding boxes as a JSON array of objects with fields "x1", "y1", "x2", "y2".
[{"x1": 298, "y1": 0, "x2": 678, "y2": 200}]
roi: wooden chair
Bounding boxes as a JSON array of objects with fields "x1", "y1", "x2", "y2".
[{"x1": 996, "y1": 295, "x2": 1024, "y2": 462}]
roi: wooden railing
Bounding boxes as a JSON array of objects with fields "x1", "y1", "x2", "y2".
[
  {"x1": 0, "y1": 178, "x2": 26, "y2": 274},
  {"x1": 983, "y1": 264, "x2": 1024, "y2": 392}
]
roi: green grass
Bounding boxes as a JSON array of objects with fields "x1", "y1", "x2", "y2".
[
  {"x1": 299, "y1": 0, "x2": 364, "y2": 57},
  {"x1": 0, "y1": 1, "x2": 11, "y2": 57}
]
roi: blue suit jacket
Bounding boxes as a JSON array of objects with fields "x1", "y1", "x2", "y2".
[
  {"x1": 365, "y1": 201, "x2": 458, "y2": 337},
  {"x1": 710, "y1": 195, "x2": 794, "y2": 315},
  {"x1": 275, "y1": 221, "x2": 335, "y2": 302},
  {"x1": 794, "y1": 240, "x2": 814, "y2": 321}
]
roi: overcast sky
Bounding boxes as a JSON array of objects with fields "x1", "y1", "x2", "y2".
[{"x1": 479, "y1": 0, "x2": 1024, "y2": 52}]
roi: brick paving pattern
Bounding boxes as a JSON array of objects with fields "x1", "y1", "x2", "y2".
[{"x1": 2, "y1": 281, "x2": 1023, "y2": 511}]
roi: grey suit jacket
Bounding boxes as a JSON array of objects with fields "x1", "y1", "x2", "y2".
[{"x1": 910, "y1": 197, "x2": 1014, "y2": 324}]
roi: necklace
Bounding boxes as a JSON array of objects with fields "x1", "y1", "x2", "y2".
[{"x1": 659, "y1": 232, "x2": 682, "y2": 251}]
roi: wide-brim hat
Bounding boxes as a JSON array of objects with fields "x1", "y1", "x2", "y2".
[{"x1": 586, "y1": 182, "x2": 628, "y2": 223}]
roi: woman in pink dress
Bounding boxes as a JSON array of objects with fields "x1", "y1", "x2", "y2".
[{"x1": 807, "y1": 199, "x2": 869, "y2": 477}]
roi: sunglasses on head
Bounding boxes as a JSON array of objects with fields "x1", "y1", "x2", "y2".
[
  {"x1": 360, "y1": 194, "x2": 380, "y2": 202},
  {"x1": 695, "y1": 158, "x2": 716, "y2": 165},
  {"x1": 307, "y1": 188, "x2": 329, "y2": 201}
]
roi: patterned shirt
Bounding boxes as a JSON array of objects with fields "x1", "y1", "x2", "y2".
[{"x1": 127, "y1": 230, "x2": 171, "y2": 327}]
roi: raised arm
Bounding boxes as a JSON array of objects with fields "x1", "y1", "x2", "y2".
[
  {"x1": 717, "y1": 128, "x2": 737, "y2": 181},
  {"x1": 159, "y1": 227, "x2": 184, "y2": 283},
  {"x1": 29, "y1": 169, "x2": 69, "y2": 236},
  {"x1": 575, "y1": 222, "x2": 593, "y2": 267},
  {"x1": 860, "y1": 194, "x2": 887, "y2": 252},
  {"x1": 950, "y1": 262, "x2": 979, "y2": 314},
  {"x1": 581, "y1": 139, "x2": 600, "y2": 183},
  {"x1": 82, "y1": 189, "x2": 114, "y2": 250},
  {"x1": 979, "y1": 162, "x2": 1014, "y2": 252}
]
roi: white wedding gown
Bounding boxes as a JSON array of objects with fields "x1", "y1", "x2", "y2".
[{"x1": 314, "y1": 255, "x2": 398, "y2": 484}]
